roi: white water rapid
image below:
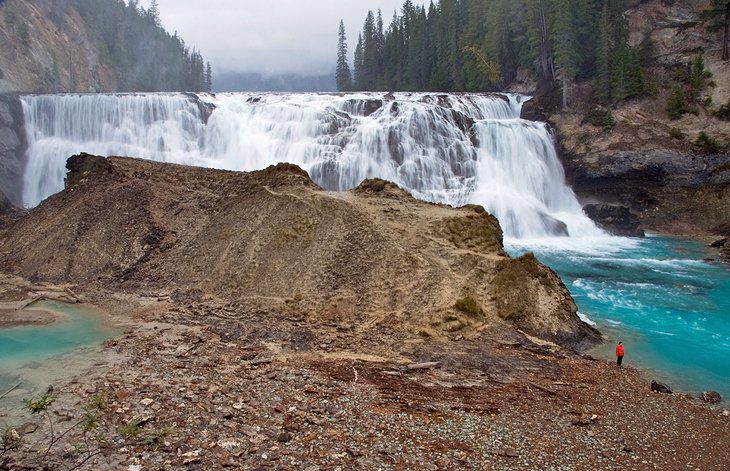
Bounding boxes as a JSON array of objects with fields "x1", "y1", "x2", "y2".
[{"x1": 20, "y1": 92, "x2": 601, "y2": 238}]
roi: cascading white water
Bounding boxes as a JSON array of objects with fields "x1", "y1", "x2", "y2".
[{"x1": 19, "y1": 92, "x2": 601, "y2": 238}]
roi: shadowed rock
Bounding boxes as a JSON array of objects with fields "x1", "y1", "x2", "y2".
[
  {"x1": 583, "y1": 204, "x2": 645, "y2": 237},
  {"x1": 651, "y1": 380, "x2": 673, "y2": 394}
]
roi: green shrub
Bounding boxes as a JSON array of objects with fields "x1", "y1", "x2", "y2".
[
  {"x1": 143, "y1": 428, "x2": 171, "y2": 451},
  {"x1": 666, "y1": 85, "x2": 689, "y2": 120},
  {"x1": 602, "y1": 111, "x2": 616, "y2": 132},
  {"x1": 118, "y1": 418, "x2": 143, "y2": 439},
  {"x1": 694, "y1": 132, "x2": 722, "y2": 154},
  {"x1": 16, "y1": 22, "x2": 30, "y2": 46},
  {"x1": 583, "y1": 107, "x2": 616, "y2": 132},
  {"x1": 716, "y1": 99, "x2": 730, "y2": 121},
  {"x1": 23, "y1": 394, "x2": 54, "y2": 414},
  {"x1": 688, "y1": 56, "x2": 714, "y2": 102},
  {"x1": 4, "y1": 6, "x2": 18, "y2": 27},
  {"x1": 669, "y1": 128, "x2": 685, "y2": 140},
  {"x1": 454, "y1": 295, "x2": 482, "y2": 318},
  {"x1": 583, "y1": 107, "x2": 607, "y2": 126}
]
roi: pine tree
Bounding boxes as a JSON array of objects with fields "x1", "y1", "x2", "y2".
[
  {"x1": 205, "y1": 62, "x2": 213, "y2": 92},
  {"x1": 702, "y1": 1, "x2": 730, "y2": 60},
  {"x1": 362, "y1": 11, "x2": 378, "y2": 90},
  {"x1": 551, "y1": 0, "x2": 579, "y2": 108},
  {"x1": 595, "y1": 0, "x2": 613, "y2": 103},
  {"x1": 337, "y1": 0, "x2": 643, "y2": 100},
  {"x1": 336, "y1": 20, "x2": 353, "y2": 91},
  {"x1": 375, "y1": 10, "x2": 386, "y2": 89},
  {"x1": 354, "y1": 33, "x2": 364, "y2": 90},
  {"x1": 148, "y1": 0, "x2": 160, "y2": 26},
  {"x1": 526, "y1": 0, "x2": 554, "y2": 82}
]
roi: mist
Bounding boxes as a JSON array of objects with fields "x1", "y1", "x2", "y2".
[{"x1": 139, "y1": 0, "x2": 428, "y2": 76}]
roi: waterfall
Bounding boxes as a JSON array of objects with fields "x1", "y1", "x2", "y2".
[{"x1": 19, "y1": 92, "x2": 600, "y2": 238}]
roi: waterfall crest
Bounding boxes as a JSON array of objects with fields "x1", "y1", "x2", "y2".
[{"x1": 20, "y1": 92, "x2": 599, "y2": 238}]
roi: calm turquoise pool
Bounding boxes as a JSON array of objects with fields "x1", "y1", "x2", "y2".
[
  {"x1": 0, "y1": 301, "x2": 117, "y2": 392},
  {"x1": 508, "y1": 235, "x2": 730, "y2": 399}
]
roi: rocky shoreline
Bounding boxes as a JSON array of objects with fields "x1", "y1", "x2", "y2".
[{"x1": 0, "y1": 282, "x2": 728, "y2": 470}]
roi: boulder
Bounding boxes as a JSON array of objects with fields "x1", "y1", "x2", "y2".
[
  {"x1": 699, "y1": 391, "x2": 722, "y2": 404},
  {"x1": 520, "y1": 81, "x2": 561, "y2": 121},
  {"x1": 709, "y1": 238, "x2": 728, "y2": 248},
  {"x1": 650, "y1": 380, "x2": 673, "y2": 394},
  {"x1": 343, "y1": 99, "x2": 383, "y2": 117},
  {"x1": 583, "y1": 204, "x2": 645, "y2": 237},
  {"x1": 540, "y1": 213, "x2": 570, "y2": 237}
]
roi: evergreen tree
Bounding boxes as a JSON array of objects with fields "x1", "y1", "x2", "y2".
[
  {"x1": 610, "y1": 44, "x2": 642, "y2": 102},
  {"x1": 354, "y1": 33, "x2": 364, "y2": 89},
  {"x1": 338, "y1": 0, "x2": 647, "y2": 102},
  {"x1": 205, "y1": 62, "x2": 213, "y2": 92},
  {"x1": 595, "y1": 0, "x2": 613, "y2": 102},
  {"x1": 75, "y1": 0, "x2": 209, "y2": 92},
  {"x1": 701, "y1": 1, "x2": 729, "y2": 61},
  {"x1": 336, "y1": 20, "x2": 353, "y2": 91},
  {"x1": 362, "y1": 11, "x2": 378, "y2": 90},
  {"x1": 375, "y1": 10, "x2": 386, "y2": 89},
  {"x1": 551, "y1": 0, "x2": 579, "y2": 108},
  {"x1": 526, "y1": 0, "x2": 554, "y2": 82},
  {"x1": 147, "y1": 0, "x2": 160, "y2": 26}
]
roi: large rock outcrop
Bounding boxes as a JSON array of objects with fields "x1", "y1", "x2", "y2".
[
  {"x1": 582, "y1": 204, "x2": 645, "y2": 237},
  {"x1": 566, "y1": 149, "x2": 730, "y2": 234},
  {"x1": 530, "y1": 0, "x2": 730, "y2": 237},
  {"x1": 0, "y1": 153, "x2": 600, "y2": 351},
  {"x1": 0, "y1": 93, "x2": 25, "y2": 205}
]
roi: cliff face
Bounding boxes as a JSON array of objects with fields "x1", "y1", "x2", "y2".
[
  {"x1": 0, "y1": 0, "x2": 117, "y2": 93},
  {"x1": 0, "y1": 154, "x2": 600, "y2": 350},
  {"x1": 0, "y1": 93, "x2": 25, "y2": 205},
  {"x1": 530, "y1": 0, "x2": 730, "y2": 237}
]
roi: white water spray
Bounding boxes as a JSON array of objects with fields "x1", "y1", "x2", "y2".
[{"x1": 20, "y1": 92, "x2": 601, "y2": 238}]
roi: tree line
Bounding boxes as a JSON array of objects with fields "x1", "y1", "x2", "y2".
[
  {"x1": 74, "y1": 0, "x2": 212, "y2": 92},
  {"x1": 337, "y1": 0, "x2": 727, "y2": 107}
]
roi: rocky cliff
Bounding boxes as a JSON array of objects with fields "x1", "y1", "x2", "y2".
[
  {"x1": 0, "y1": 93, "x2": 25, "y2": 205},
  {"x1": 0, "y1": 153, "x2": 599, "y2": 350},
  {"x1": 0, "y1": 0, "x2": 208, "y2": 93},
  {"x1": 526, "y1": 0, "x2": 730, "y2": 240},
  {"x1": 0, "y1": 0, "x2": 117, "y2": 93}
]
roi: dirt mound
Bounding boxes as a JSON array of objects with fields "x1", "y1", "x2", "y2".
[{"x1": 0, "y1": 154, "x2": 599, "y2": 350}]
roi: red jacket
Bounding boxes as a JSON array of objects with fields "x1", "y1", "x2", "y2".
[{"x1": 616, "y1": 345, "x2": 624, "y2": 357}]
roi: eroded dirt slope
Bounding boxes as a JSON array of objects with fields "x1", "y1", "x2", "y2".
[{"x1": 0, "y1": 153, "x2": 598, "y2": 350}]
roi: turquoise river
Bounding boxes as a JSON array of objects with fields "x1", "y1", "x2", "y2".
[{"x1": 509, "y1": 234, "x2": 730, "y2": 399}]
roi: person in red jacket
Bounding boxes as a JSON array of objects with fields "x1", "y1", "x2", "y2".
[{"x1": 616, "y1": 341, "x2": 625, "y2": 366}]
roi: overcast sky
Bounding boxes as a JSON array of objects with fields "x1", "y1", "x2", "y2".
[{"x1": 140, "y1": 0, "x2": 429, "y2": 76}]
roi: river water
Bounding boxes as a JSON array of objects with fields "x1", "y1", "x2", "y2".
[
  {"x1": 508, "y1": 234, "x2": 730, "y2": 398},
  {"x1": 0, "y1": 301, "x2": 117, "y2": 393},
  {"x1": 12, "y1": 91, "x2": 730, "y2": 397}
]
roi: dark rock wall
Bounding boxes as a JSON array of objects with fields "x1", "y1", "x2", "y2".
[
  {"x1": 564, "y1": 148, "x2": 730, "y2": 235},
  {"x1": 0, "y1": 93, "x2": 26, "y2": 206}
]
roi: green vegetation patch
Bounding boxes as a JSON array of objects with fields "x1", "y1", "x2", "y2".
[
  {"x1": 454, "y1": 295, "x2": 483, "y2": 318},
  {"x1": 694, "y1": 132, "x2": 724, "y2": 154}
]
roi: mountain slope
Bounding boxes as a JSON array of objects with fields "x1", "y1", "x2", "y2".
[
  {"x1": 526, "y1": 0, "x2": 730, "y2": 238},
  {"x1": 0, "y1": 153, "x2": 599, "y2": 350},
  {"x1": 0, "y1": 0, "x2": 208, "y2": 93}
]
